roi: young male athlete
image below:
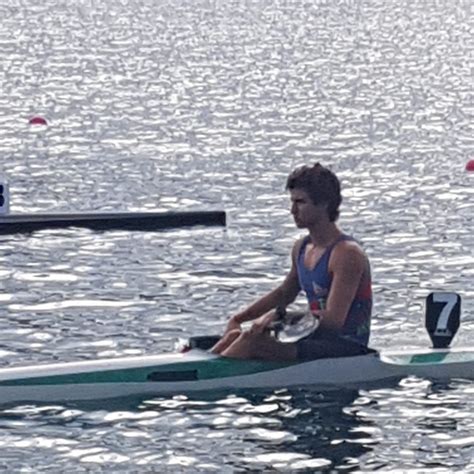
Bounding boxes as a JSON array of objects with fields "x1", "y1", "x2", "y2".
[{"x1": 212, "y1": 163, "x2": 372, "y2": 361}]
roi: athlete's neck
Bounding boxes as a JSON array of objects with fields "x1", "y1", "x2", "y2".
[{"x1": 308, "y1": 223, "x2": 341, "y2": 248}]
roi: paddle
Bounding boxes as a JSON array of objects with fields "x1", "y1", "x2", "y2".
[{"x1": 270, "y1": 306, "x2": 320, "y2": 343}]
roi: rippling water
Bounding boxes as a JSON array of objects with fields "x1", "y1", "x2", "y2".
[{"x1": 0, "y1": 0, "x2": 473, "y2": 471}]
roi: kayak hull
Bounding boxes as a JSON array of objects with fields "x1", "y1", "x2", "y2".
[{"x1": 0, "y1": 348, "x2": 473, "y2": 404}]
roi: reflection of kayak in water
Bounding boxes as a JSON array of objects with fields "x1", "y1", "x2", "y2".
[{"x1": 0, "y1": 293, "x2": 472, "y2": 405}]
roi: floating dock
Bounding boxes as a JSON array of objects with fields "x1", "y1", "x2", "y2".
[{"x1": 0, "y1": 210, "x2": 226, "y2": 235}]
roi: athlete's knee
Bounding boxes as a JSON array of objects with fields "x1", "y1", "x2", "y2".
[
  {"x1": 225, "y1": 330, "x2": 256, "y2": 352},
  {"x1": 221, "y1": 331, "x2": 259, "y2": 359},
  {"x1": 210, "y1": 329, "x2": 242, "y2": 354},
  {"x1": 222, "y1": 329, "x2": 241, "y2": 345},
  {"x1": 226, "y1": 329, "x2": 241, "y2": 339}
]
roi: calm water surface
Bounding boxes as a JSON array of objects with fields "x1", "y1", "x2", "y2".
[{"x1": 0, "y1": 0, "x2": 473, "y2": 471}]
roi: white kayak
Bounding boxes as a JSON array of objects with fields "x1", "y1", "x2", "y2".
[
  {"x1": 0, "y1": 346, "x2": 473, "y2": 404},
  {"x1": 0, "y1": 292, "x2": 472, "y2": 404}
]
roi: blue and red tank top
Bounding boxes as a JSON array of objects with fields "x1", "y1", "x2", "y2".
[{"x1": 296, "y1": 234, "x2": 372, "y2": 346}]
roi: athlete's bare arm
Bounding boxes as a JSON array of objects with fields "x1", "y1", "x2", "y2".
[{"x1": 317, "y1": 241, "x2": 367, "y2": 332}]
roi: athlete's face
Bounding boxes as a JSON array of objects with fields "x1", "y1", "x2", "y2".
[{"x1": 289, "y1": 188, "x2": 327, "y2": 229}]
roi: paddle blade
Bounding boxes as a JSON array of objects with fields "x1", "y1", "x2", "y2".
[
  {"x1": 277, "y1": 312, "x2": 320, "y2": 343},
  {"x1": 425, "y1": 292, "x2": 461, "y2": 348}
]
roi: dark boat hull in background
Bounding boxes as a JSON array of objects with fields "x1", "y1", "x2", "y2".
[{"x1": 0, "y1": 210, "x2": 226, "y2": 234}]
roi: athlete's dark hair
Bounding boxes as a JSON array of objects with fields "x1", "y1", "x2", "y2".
[{"x1": 285, "y1": 163, "x2": 342, "y2": 222}]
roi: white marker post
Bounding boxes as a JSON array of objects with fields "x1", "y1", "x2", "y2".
[{"x1": 0, "y1": 176, "x2": 9, "y2": 215}]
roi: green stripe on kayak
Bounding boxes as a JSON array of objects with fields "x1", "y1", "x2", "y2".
[
  {"x1": 409, "y1": 352, "x2": 449, "y2": 364},
  {"x1": 391, "y1": 351, "x2": 474, "y2": 365},
  {"x1": 0, "y1": 358, "x2": 292, "y2": 386}
]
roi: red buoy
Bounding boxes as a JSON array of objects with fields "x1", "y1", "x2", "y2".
[
  {"x1": 29, "y1": 117, "x2": 48, "y2": 126},
  {"x1": 466, "y1": 160, "x2": 474, "y2": 172}
]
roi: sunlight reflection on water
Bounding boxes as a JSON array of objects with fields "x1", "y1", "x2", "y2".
[{"x1": 0, "y1": 0, "x2": 473, "y2": 471}]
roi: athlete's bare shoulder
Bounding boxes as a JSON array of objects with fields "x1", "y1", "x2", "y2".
[
  {"x1": 338, "y1": 237, "x2": 366, "y2": 254},
  {"x1": 331, "y1": 237, "x2": 369, "y2": 272}
]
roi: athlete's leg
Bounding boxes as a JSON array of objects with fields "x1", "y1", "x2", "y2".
[
  {"x1": 221, "y1": 331, "x2": 298, "y2": 361},
  {"x1": 210, "y1": 329, "x2": 241, "y2": 354}
]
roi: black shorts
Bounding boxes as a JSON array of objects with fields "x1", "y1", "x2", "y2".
[{"x1": 295, "y1": 332, "x2": 374, "y2": 361}]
